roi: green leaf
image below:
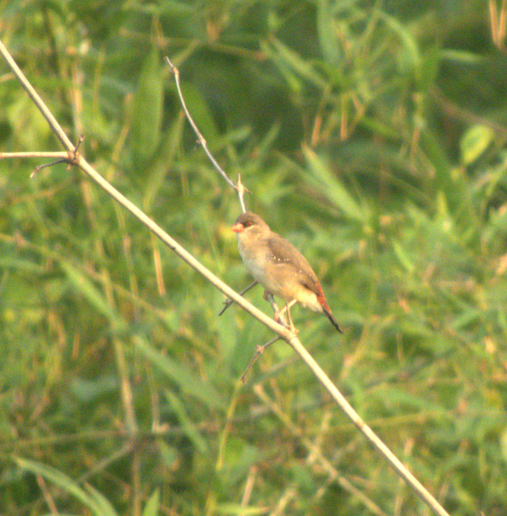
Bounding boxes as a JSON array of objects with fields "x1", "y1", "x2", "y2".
[
  {"x1": 143, "y1": 114, "x2": 186, "y2": 211},
  {"x1": 85, "y1": 484, "x2": 120, "y2": 516},
  {"x1": 14, "y1": 458, "x2": 117, "y2": 516},
  {"x1": 379, "y1": 11, "x2": 420, "y2": 71},
  {"x1": 265, "y1": 38, "x2": 327, "y2": 90},
  {"x1": 317, "y1": 0, "x2": 341, "y2": 65},
  {"x1": 142, "y1": 489, "x2": 160, "y2": 516},
  {"x1": 418, "y1": 45, "x2": 441, "y2": 93},
  {"x1": 60, "y1": 261, "x2": 126, "y2": 330},
  {"x1": 215, "y1": 504, "x2": 267, "y2": 515},
  {"x1": 392, "y1": 240, "x2": 415, "y2": 273},
  {"x1": 165, "y1": 390, "x2": 209, "y2": 454},
  {"x1": 302, "y1": 146, "x2": 366, "y2": 223},
  {"x1": 133, "y1": 336, "x2": 225, "y2": 410},
  {"x1": 131, "y1": 46, "x2": 163, "y2": 162},
  {"x1": 460, "y1": 125, "x2": 494, "y2": 165},
  {"x1": 381, "y1": 387, "x2": 446, "y2": 413},
  {"x1": 71, "y1": 375, "x2": 118, "y2": 403}
]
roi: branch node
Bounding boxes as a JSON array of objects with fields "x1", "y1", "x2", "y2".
[
  {"x1": 31, "y1": 136, "x2": 84, "y2": 177},
  {"x1": 235, "y1": 172, "x2": 250, "y2": 213},
  {"x1": 164, "y1": 56, "x2": 177, "y2": 74},
  {"x1": 66, "y1": 135, "x2": 84, "y2": 169},
  {"x1": 240, "y1": 336, "x2": 281, "y2": 383}
]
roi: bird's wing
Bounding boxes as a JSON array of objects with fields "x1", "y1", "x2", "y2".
[{"x1": 266, "y1": 233, "x2": 321, "y2": 295}]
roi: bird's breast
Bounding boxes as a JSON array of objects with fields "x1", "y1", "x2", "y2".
[{"x1": 238, "y1": 239, "x2": 271, "y2": 286}]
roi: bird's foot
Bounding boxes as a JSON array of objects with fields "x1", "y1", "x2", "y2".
[{"x1": 274, "y1": 308, "x2": 298, "y2": 334}]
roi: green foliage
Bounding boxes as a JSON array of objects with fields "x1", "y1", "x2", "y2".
[
  {"x1": 15, "y1": 458, "x2": 118, "y2": 516},
  {"x1": 1, "y1": 0, "x2": 507, "y2": 515}
]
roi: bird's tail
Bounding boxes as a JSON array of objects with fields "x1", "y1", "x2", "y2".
[
  {"x1": 315, "y1": 284, "x2": 343, "y2": 333},
  {"x1": 323, "y1": 306, "x2": 343, "y2": 333}
]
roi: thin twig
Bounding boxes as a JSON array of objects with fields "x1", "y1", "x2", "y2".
[
  {"x1": 165, "y1": 56, "x2": 253, "y2": 336},
  {"x1": 0, "y1": 41, "x2": 451, "y2": 516},
  {"x1": 164, "y1": 56, "x2": 247, "y2": 212},
  {"x1": 241, "y1": 336, "x2": 281, "y2": 383},
  {"x1": 0, "y1": 151, "x2": 69, "y2": 159},
  {"x1": 219, "y1": 280, "x2": 258, "y2": 316},
  {"x1": 235, "y1": 171, "x2": 248, "y2": 213}
]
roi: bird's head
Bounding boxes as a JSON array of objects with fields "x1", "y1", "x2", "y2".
[{"x1": 231, "y1": 212, "x2": 270, "y2": 239}]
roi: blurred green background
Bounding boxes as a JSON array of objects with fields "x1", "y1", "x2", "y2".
[{"x1": 1, "y1": 0, "x2": 507, "y2": 515}]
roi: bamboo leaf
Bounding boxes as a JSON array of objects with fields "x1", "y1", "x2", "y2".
[
  {"x1": 131, "y1": 46, "x2": 163, "y2": 162},
  {"x1": 133, "y1": 335, "x2": 225, "y2": 410},
  {"x1": 14, "y1": 458, "x2": 117, "y2": 516},
  {"x1": 302, "y1": 146, "x2": 366, "y2": 223}
]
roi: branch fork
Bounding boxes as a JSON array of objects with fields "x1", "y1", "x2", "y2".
[{"x1": 30, "y1": 136, "x2": 84, "y2": 177}]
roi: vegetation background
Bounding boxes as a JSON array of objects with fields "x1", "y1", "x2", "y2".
[{"x1": 1, "y1": 0, "x2": 507, "y2": 515}]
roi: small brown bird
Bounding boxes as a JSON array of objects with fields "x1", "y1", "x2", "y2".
[{"x1": 232, "y1": 212, "x2": 342, "y2": 332}]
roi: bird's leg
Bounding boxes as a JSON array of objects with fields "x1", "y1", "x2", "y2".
[
  {"x1": 275, "y1": 299, "x2": 297, "y2": 320},
  {"x1": 264, "y1": 290, "x2": 284, "y2": 323},
  {"x1": 274, "y1": 299, "x2": 298, "y2": 333},
  {"x1": 286, "y1": 302, "x2": 296, "y2": 332},
  {"x1": 265, "y1": 290, "x2": 283, "y2": 323},
  {"x1": 264, "y1": 292, "x2": 298, "y2": 333}
]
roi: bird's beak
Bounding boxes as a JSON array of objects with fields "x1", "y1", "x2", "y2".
[{"x1": 231, "y1": 223, "x2": 244, "y2": 233}]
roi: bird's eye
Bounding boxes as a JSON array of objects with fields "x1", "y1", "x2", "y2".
[{"x1": 244, "y1": 221, "x2": 253, "y2": 228}]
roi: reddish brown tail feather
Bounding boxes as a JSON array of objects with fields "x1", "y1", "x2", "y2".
[
  {"x1": 316, "y1": 287, "x2": 343, "y2": 333},
  {"x1": 323, "y1": 306, "x2": 343, "y2": 333}
]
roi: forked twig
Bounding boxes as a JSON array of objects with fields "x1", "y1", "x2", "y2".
[
  {"x1": 30, "y1": 136, "x2": 83, "y2": 177},
  {"x1": 165, "y1": 56, "x2": 257, "y2": 323}
]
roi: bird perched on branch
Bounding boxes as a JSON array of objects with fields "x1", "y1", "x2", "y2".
[{"x1": 232, "y1": 211, "x2": 342, "y2": 333}]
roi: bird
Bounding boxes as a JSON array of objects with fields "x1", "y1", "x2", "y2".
[{"x1": 231, "y1": 211, "x2": 342, "y2": 333}]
